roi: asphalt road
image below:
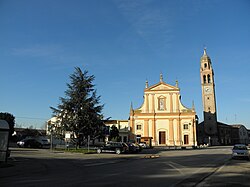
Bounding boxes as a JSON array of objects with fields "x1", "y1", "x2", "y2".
[{"x1": 0, "y1": 146, "x2": 249, "y2": 187}]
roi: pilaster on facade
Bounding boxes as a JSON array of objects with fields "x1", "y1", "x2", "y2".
[
  {"x1": 169, "y1": 93, "x2": 173, "y2": 112},
  {"x1": 151, "y1": 94, "x2": 155, "y2": 113},
  {"x1": 145, "y1": 94, "x2": 149, "y2": 113},
  {"x1": 168, "y1": 118, "x2": 174, "y2": 144},
  {"x1": 144, "y1": 119, "x2": 149, "y2": 137}
]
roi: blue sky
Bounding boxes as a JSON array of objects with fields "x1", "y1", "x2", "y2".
[{"x1": 0, "y1": 0, "x2": 250, "y2": 129}]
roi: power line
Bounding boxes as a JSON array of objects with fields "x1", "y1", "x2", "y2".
[{"x1": 16, "y1": 116, "x2": 48, "y2": 121}]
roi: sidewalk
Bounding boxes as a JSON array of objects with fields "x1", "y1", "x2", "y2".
[{"x1": 197, "y1": 159, "x2": 250, "y2": 186}]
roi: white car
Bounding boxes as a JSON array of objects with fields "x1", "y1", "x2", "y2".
[
  {"x1": 139, "y1": 142, "x2": 147, "y2": 148},
  {"x1": 232, "y1": 144, "x2": 250, "y2": 160}
]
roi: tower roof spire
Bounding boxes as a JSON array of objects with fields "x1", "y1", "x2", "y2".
[
  {"x1": 201, "y1": 47, "x2": 211, "y2": 62},
  {"x1": 203, "y1": 47, "x2": 207, "y2": 56},
  {"x1": 160, "y1": 73, "x2": 163, "y2": 82},
  {"x1": 130, "y1": 102, "x2": 133, "y2": 112},
  {"x1": 145, "y1": 79, "x2": 148, "y2": 88},
  {"x1": 192, "y1": 100, "x2": 195, "y2": 111}
]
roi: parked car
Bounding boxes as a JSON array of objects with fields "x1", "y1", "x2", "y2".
[
  {"x1": 96, "y1": 142, "x2": 129, "y2": 154},
  {"x1": 17, "y1": 138, "x2": 50, "y2": 148},
  {"x1": 135, "y1": 143, "x2": 143, "y2": 152},
  {"x1": 232, "y1": 144, "x2": 250, "y2": 160},
  {"x1": 40, "y1": 139, "x2": 50, "y2": 148},
  {"x1": 127, "y1": 142, "x2": 141, "y2": 153},
  {"x1": 17, "y1": 138, "x2": 42, "y2": 148},
  {"x1": 139, "y1": 142, "x2": 148, "y2": 148}
]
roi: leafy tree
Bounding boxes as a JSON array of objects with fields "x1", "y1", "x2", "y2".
[
  {"x1": 109, "y1": 125, "x2": 120, "y2": 141},
  {"x1": 47, "y1": 120, "x2": 64, "y2": 140},
  {"x1": 51, "y1": 67, "x2": 104, "y2": 146},
  {"x1": 0, "y1": 112, "x2": 15, "y2": 136}
]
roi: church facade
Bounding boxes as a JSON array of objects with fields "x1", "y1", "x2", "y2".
[{"x1": 129, "y1": 75, "x2": 197, "y2": 147}]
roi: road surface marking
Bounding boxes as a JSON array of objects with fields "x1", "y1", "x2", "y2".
[
  {"x1": 84, "y1": 161, "x2": 117, "y2": 167},
  {"x1": 167, "y1": 162, "x2": 184, "y2": 175}
]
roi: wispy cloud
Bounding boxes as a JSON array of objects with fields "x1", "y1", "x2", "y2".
[
  {"x1": 11, "y1": 44, "x2": 63, "y2": 58},
  {"x1": 10, "y1": 44, "x2": 89, "y2": 69},
  {"x1": 114, "y1": 0, "x2": 174, "y2": 50}
]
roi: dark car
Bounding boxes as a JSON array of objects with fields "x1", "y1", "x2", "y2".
[
  {"x1": 17, "y1": 139, "x2": 43, "y2": 148},
  {"x1": 96, "y1": 142, "x2": 129, "y2": 154},
  {"x1": 127, "y1": 142, "x2": 141, "y2": 153}
]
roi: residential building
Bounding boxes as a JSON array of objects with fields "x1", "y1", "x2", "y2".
[
  {"x1": 218, "y1": 122, "x2": 232, "y2": 145},
  {"x1": 46, "y1": 117, "x2": 130, "y2": 144},
  {"x1": 13, "y1": 127, "x2": 46, "y2": 141},
  {"x1": 231, "y1": 124, "x2": 249, "y2": 145},
  {"x1": 104, "y1": 120, "x2": 129, "y2": 143},
  {"x1": 248, "y1": 130, "x2": 250, "y2": 145}
]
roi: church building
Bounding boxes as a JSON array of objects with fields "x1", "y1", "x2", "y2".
[
  {"x1": 197, "y1": 49, "x2": 250, "y2": 146},
  {"x1": 129, "y1": 74, "x2": 197, "y2": 147},
  {"x1": 197, "y1": 49, "x2": 220, "y2": 145}
]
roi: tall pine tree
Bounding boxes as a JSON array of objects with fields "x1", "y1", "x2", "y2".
[
  {"x1": 51, "y1": 67, "x2": 104, "y2": 145},
  {"x1": 109, "y1": 125, "x2": 120, "y2": 141}
]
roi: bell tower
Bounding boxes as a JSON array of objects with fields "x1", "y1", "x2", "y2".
[{"x1": 200, "y1": 48, "x2": 219, "y2": 145}]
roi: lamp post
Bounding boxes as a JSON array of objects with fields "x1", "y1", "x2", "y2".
[
  {"x1": 87, "y1": 135, "x2": 90, "y2": 153},
  {"x1": 48, "y1": 121, "x2": 53, "y2": 151},
  {"x1": 50, "y1": 125, "x2": 53, "y2": 151},
  {"x1": 192, "y1": 118, "x2": 195, "y2": 148}
]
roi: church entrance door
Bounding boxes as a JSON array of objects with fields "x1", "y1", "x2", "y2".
[
  {"x1": 184, "y1": 135, "x2": 189, "y2": 144},
  {"x1": 159, "y1": 131, "x2": 166, "y2": 144}
]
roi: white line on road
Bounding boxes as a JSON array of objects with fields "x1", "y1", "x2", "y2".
[
  {"x1": 167, "y1": 162, "x2": 184, "y2": 175},
  {"x1": 84, "y1": 161, "x2": 117, "y2": 167}
]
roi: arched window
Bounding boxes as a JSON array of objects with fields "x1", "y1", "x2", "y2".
[
  {"x1": 203, "y1": 75, "x2": 206, "y2": 83},
  {"x1": 204, "y1": 63, "x2": 207, "y2": 68},
  {"x1": 208, "y1": 74, "x2": 211, "y2": 83},
  {"x1": 158, "y1": 96, "x2": 166, "y2": 111}
]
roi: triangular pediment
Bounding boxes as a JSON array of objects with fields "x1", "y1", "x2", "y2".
[{"x1": 146, "y1": 82, "x2": 178, "y2": 91}]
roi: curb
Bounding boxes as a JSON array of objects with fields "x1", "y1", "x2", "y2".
[{"x1": 143, "y1": 154, "x2": 160, "y2": 159}]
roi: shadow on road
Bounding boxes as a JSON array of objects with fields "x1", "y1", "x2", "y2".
[{"x1": 1, "y1": 146, "x2": 249, "y2": 187}]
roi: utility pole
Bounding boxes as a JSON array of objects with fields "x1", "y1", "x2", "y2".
[{"x1": 50, "y1": 129, "x2": 53, "y2": 151}]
